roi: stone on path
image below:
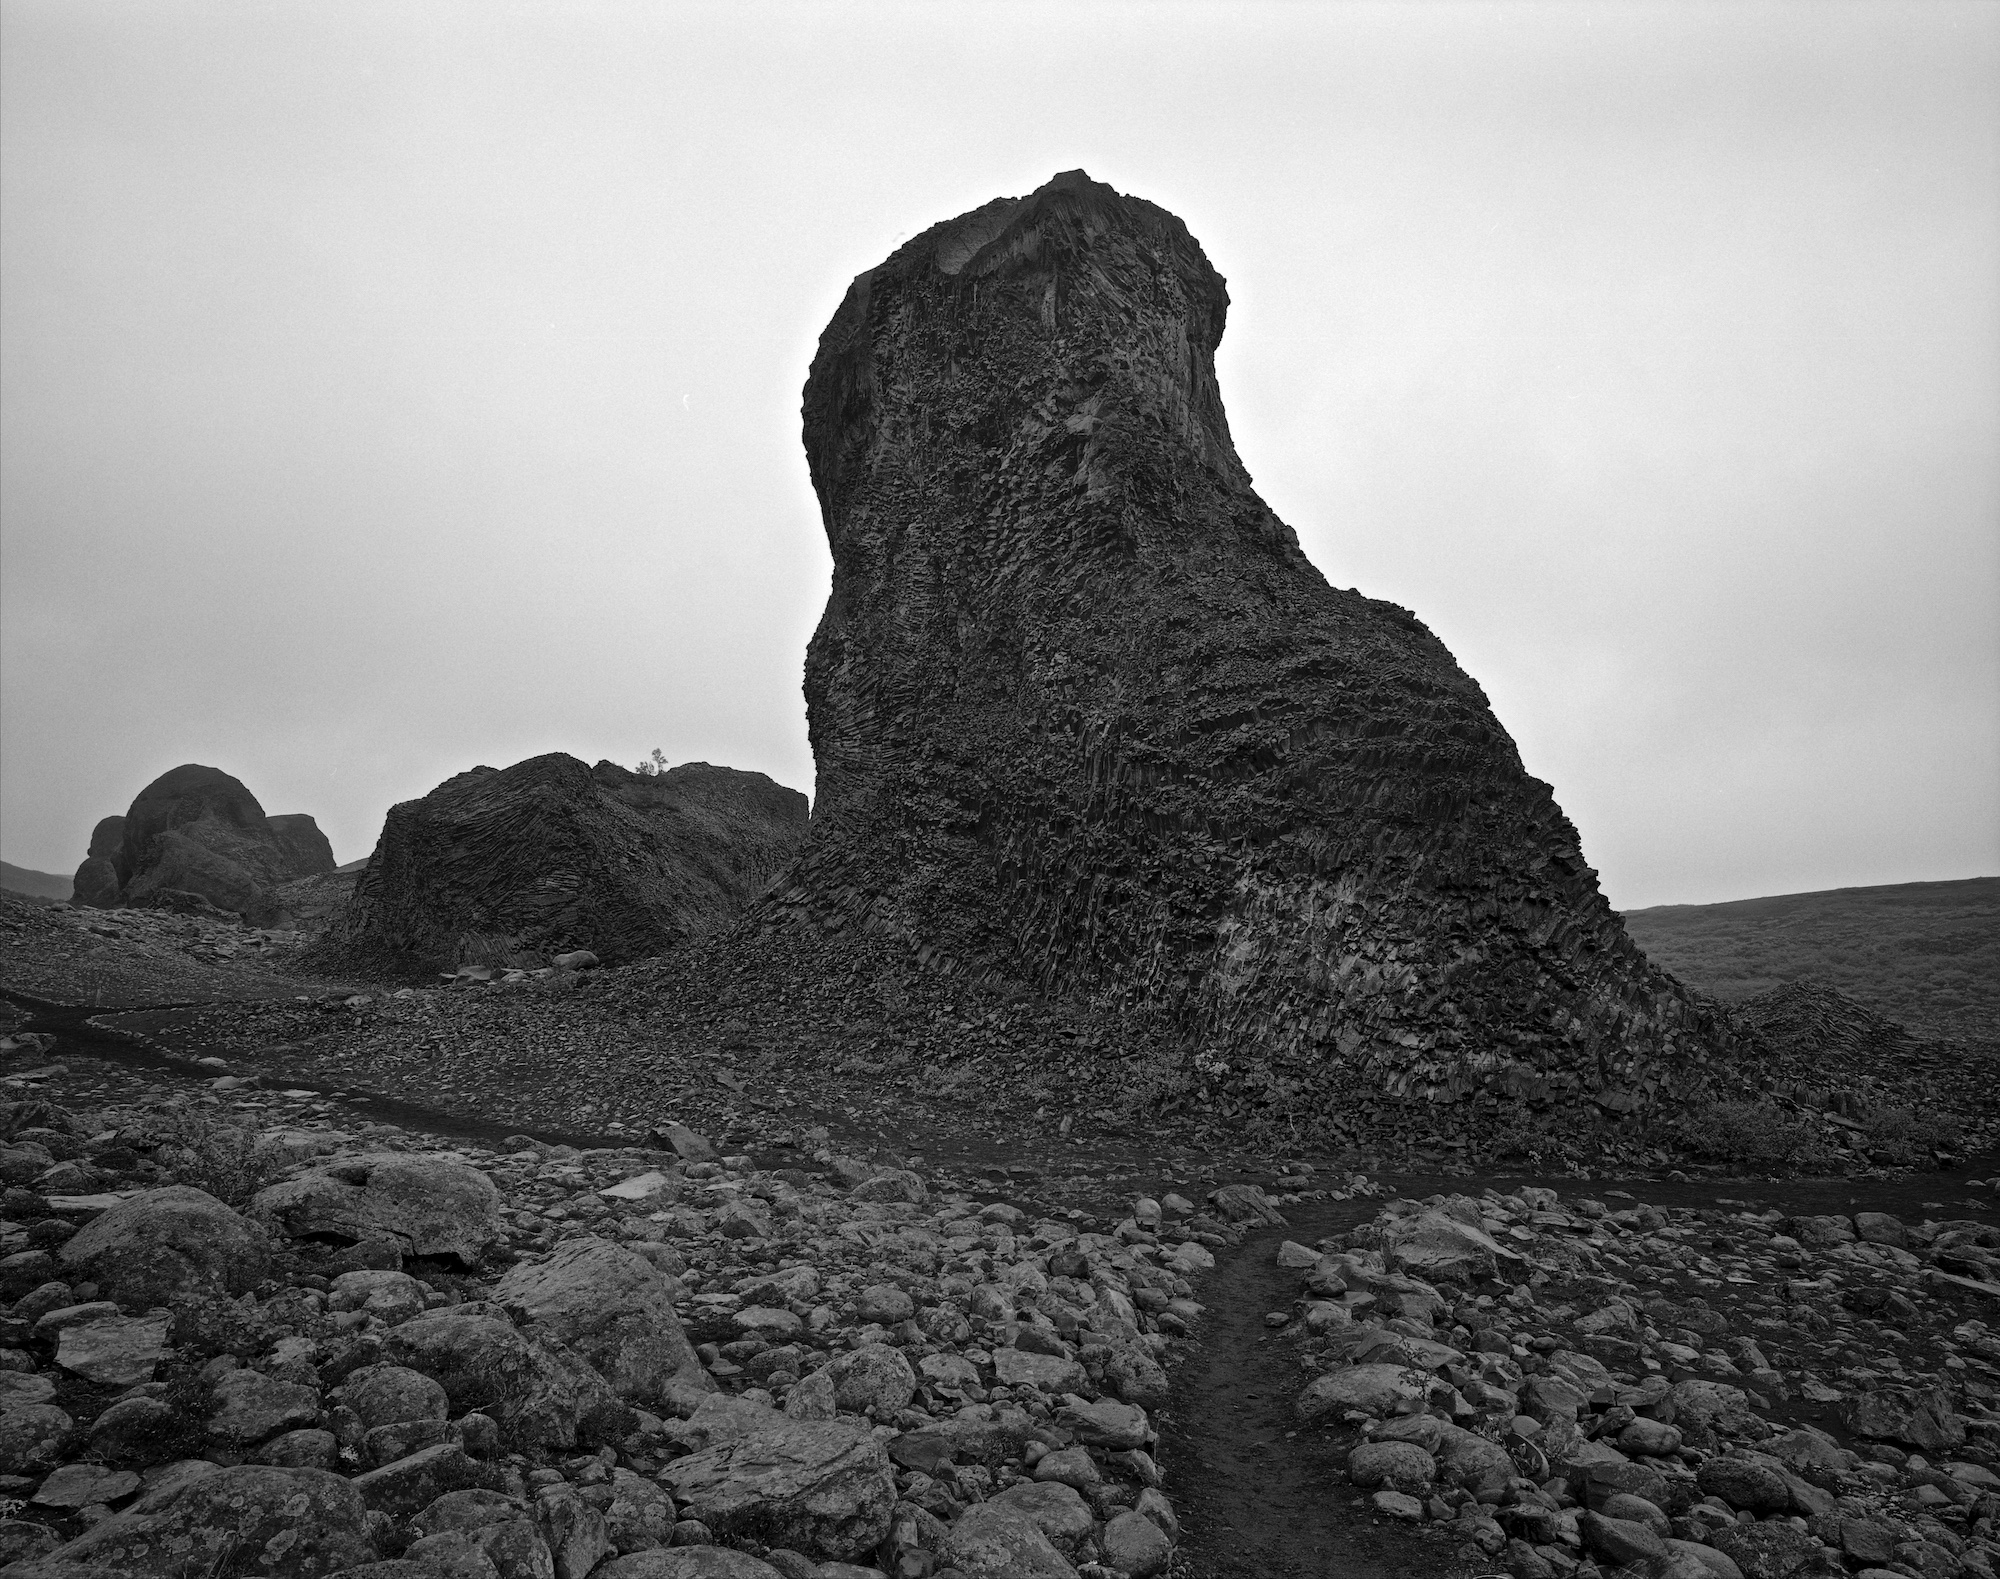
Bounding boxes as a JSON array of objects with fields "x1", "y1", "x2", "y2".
[
  {"x1": 1297, "y1": 1363, "x2": 1429, "y2": 1422},
  {"x1": 1383, "y1": 1208, "x2": 1515, "y2": 1284}
]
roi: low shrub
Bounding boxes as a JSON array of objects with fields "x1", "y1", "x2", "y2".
[
  {"x1": 140, "y1": 1102, "x2": 285, "y2": 1207},
  {"x1": 1661, "y1": 1098, "x2": 1842, "y2": 1173},
  {"x1": 1858, "y1": 1103, "x2": 1962, "y2": 1165}
]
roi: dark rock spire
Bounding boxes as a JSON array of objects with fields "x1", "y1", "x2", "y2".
[{"x1": 775, "y1": 170, "x2": 1725, "y2": 1109}]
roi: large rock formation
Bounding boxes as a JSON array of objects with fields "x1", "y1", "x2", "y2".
[
  {"x1": 769, "y1": 170, "x2": 1727, "y2": 1109},
  {"x1": 72, "y1": 765, "x2": 335, "y2": 924},
  {"x1": 337, "y1": 754, "x2": 809, "y2": 971}
]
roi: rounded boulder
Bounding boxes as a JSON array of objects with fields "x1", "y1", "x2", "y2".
[
  {"x1": 57, "y1": 1185, "x2": 270, "y2": 1308},
  {"x1": 1347, "y1": 1440, "x2": 1436, "y2": 1492},
  {"x1": 824, "y1": 1343, "x2": 917, "y2": 1415}
]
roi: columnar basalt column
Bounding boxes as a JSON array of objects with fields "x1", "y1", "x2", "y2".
[{"x1": 774, "y1": 170, "x2": 1726, "y2": 1107}]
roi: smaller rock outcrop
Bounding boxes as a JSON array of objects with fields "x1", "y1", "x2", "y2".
[
  {"x1": 333, "y1": 754, "x2": 809, "y2": 972},
  {"x1": 67, "y1": 817, "x2": 125, "y2": 908},
  {"x1": 70, "y1": 765, "x2": 336, "y2": 924}
]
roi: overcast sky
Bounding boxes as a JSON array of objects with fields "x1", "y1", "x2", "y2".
[{"x1": 3, "y1": 0, "x2": 1994, "y2": 910}]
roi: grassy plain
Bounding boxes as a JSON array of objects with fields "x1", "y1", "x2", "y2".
[{"x1": 1623, "y1": 876, "x2": 1999, "y2": 1042}]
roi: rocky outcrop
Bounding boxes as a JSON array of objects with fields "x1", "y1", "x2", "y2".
[
  {"x1": 70, "y1": 765, "x2": 335, "y2": 924},
  {"x1": 268, "y1": 813, "x2": 337, "y2": 881},
  {"x1": 771, "y1": 169, "x2": 1727, "y2": 1110},
  {"x1": 68, "y1": 817, "x2": 124, "y2": 908},
  {"x1": 332, "y1": 754, "x2": 809, "y2": 972}
]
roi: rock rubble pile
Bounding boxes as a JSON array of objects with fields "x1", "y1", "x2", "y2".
[
  {"x1": 1276, "y1": 1184, "x2": 2000, "y2": 1577},
  {"x1": 0, "y1": 1082, "x2": 1294, "y2": 1579}
]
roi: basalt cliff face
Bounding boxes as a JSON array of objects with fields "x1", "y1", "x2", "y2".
[
  {"x1": 337, "y1": 754, "x2": 809, "y2": 973},
  {"x1": 771, "y1": 170, "x2": 1727, "y2": 1110}
]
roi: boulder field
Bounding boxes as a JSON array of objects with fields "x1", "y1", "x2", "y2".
[
  {"x1": 1268, "y1": 1184, "x2": 2000, "y2": 1576},
  {"x1": 0, "y1": 1085, "x2": 1264, "y2": 1578}
]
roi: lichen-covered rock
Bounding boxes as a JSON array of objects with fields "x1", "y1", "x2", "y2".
[
  {"x1": 660, "y1": 1416, "x2": 895, "y2": 1562},
  {"x1": 18, "y1": 1464, "x2": 374, "y2": 1577},
  {"x1": 253, "y1": 1153, "x2": 502, "y2": 1264},
  {"x1": 939, "y1": 1501, "x2": 1079, "y2": 1579},
  {"x1": 58, "y1": 1185, "x2": 270, "y2": 1306},
  {"x1": 1841, "y1": 1385, "x2": 1966, "y2": 1454},
  {"x1": 384, "y1": 1309, "x2": 630, "y2": 1452},
  {"x1": 1297, "y1": 1363, "x2": 1429, "y2": 1422},
  {"x1": 52, "y1": 1311, "x2": 171, "y2": 1387},
  {"x1": 1100, "y1": 1509, "x2": 1172, "y2": 1577},
  {"x1": 0, "y1": 1402, "x2": 73, "y2": 1477},
  {"x1": 1347, "y1": 1440, "x2": 1436, "y2": 1491},
  {"x1": 207, "y1": 1368, "x2": 323, "y2": 1448},
  {"x1": 983, "y1": 1480, "x2": 1093, "y2": 1557},
  {"x1": 819, "y1": 1342, "x2": 916, "y2": 1415},
  {"x1": 492, "y1": 1236, "x2": 710, "y2": 1404},
  {"x1": 1383, "y1": 1210, "x2": 1514, "y2": 1285},
  {"x1": 329, "y1": 754, "x2": 809, "y2": 972}
]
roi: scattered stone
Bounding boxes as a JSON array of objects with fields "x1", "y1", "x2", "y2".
[{"x1": 253, "y1": 1152, "x2": 503, "y2": 1263}]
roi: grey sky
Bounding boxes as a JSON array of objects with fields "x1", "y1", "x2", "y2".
[{"x1": 3, "y1": 0, "x2": 1994, "y2": 910}]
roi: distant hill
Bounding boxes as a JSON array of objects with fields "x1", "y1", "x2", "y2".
[
  {"x1": 0, "y1": 861, "x2": 70, "y2": 901},
  {"x1": 1623, "y1": 876, "x2": 1999, "y2": 1042}
]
